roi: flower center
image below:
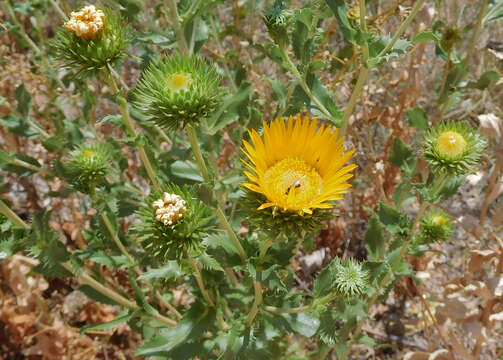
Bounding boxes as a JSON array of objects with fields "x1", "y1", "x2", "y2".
[
  {"x1": 152, "y1": 192, "x2": 187, "y2": 226},
  {"x1": 83, "y1": 150, "x2": 95, "y2": 159},
  {"x1": 263, "y1": 157, "x2": 322, "y2": 211},
  {"x1": 436, "y1": 131, "x2": 467, "y2": 158},
  {"x1": 64, "y1": 5, "x2": 105, "y2": 40},
  {"x1": 168, "y1": 73, "x2": 191, "y2": 92},
  {"x1": 432, "y1": 215, "x2": 446, "y2": 226}
]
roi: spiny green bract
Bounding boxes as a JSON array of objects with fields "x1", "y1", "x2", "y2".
[
  {"x1": 332, "y1": 258, "x2": 369, "y2": 298},
  {"x1": 134, "y1": 184, "x2": 215, "y2": 262},
  {"x1": 423, "y1": 121, "x2": 486, "y2": 175},
  {"x1": 65, "y1": 142, "x2": 114, "y2": 194},
  {"x1": 240, "y1": 189, "x2": 331, "y2": 238},
  {"x1": 134, "y1": 55, "x2": 226, "y2": 130},
  {"x1": 417, "y1": 209, "x2": 454, "y2": 244},
  {"x1": 263, "y1": 0, "x2": 292, "y2": 47},
  {"x1": 50, "y1": 10, "x2": 131, "y2": 78}
]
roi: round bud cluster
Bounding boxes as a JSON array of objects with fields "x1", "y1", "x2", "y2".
[
  {"x1": 333, "y1": 258, "x2": 368, "y2": 298},
  {"x1": 153, "y1": 192, "x2": 187, "y2": 226},
  {"x1": 63, "y1": 5, "x2": 105, "y2": 40}
]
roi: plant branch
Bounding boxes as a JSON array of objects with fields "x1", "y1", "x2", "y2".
[
  {"x1": 0, "y1": 199, "x2": 29, "y2": 229},
  {"x1": 166, "y1": 0, "x2": 189, "y2": 56},
  {"x1": 279, "y1": 46, "x2": 333, "y2": 122},
  {"x1": 106, "y1": 70, "x2": 161, "y2": 192},
  {"x1": 189, "y1": 258, "x2": 215, "y2": 307}
]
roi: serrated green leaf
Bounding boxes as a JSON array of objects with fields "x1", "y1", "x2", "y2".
[
  {"x1": 466, "y1": 70, "x2": 500, "y2": 90},
  {"x1": 198, "y1": 253, "x2": 224, "y2": 272},
  {"x1": 138, "y1": 261, "x2": 182, "y2": 280},
  {"x1": 170, "y1": 160, "x2": 204, "y2": 182},
  {"x1": 405, "y1": 106, "x2": 429, "y2": 130},
  {"x1": 324, "y1": 0, "x2": 357, "y2": 43},
  {"x1": 413, "y1": 30, "x2": 440, "y2": 44},
  {"x1": 80, "y1": 309, "x2": 137, "y2": 334},
  {"x1": 14, "y1": 83, "x2": 31, "y2": 118},
  {"x1": 282, "y1": 312, "x2": 320, "y2": 337},
  {"x1": 388, "y1": 137, "x2": 415, "y2": 173},
  {"x1": 364, "y1": 215, "x2": 386, "y2": 261},
  {"x1": 377, "y1": 202, "x2": 410, "y2": 235}
]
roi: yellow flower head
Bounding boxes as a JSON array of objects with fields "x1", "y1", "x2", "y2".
[
  {"x1": 435, "y1": 131, "x2": 467, "y2": 158},
  {"x1": 64, "y1": 5, "x2": 105, "y2": 40},
  {"x1": 241, "y1": 115, "x2": 357, "y2": 215}
]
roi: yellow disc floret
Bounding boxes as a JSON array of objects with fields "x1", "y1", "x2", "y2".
[
  {"x1": 153, "y1": 192, "x2": 187, "y2": 226},
  {"x1": 63, "y1": 5, "x2": 105, "y2": 40},
  {"x1": 436, "y1": 131, "x2": 467, "y2": 158},
  {"x1": 262, "y1": 157, "x2": 323, "y2": 212},
  {"x1": 168, "y1": 73, "x2": 192, "y2": 92},
  {"x1": 432, "y1": 215, "x2": 447, "y2": 226},
  {"x1": 242, "y1": 115, "x2": 357, "y2": 215}
]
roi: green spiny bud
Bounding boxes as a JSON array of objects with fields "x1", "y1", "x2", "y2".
[
  {"x1": 332, "y1": 258, "x2": 368, "y2": 298},
  {"x1": 134, "y1": 184, "x2": 215, "y2": 262},
  {"x1": 417, "y1": 210, "x2": 454, "y2": 244},
  {"x1": 263, "y1": 0, "x2": 292, "y2": 47},
  {"x1": 51, "y1": 7, "x2": 131, "y2": 78},
  {"x1": 134, "y1": 55, "x2": 226, "y2": 131},
  {"x1": 441, "y1": 26, "x2": 461, "y2": 53},
  {"x1": 423, "y1": 121, "x2": 486, "y2": 175},
  {"x1": 66, "y1": 143, "x2": 113, "y2": 194}
]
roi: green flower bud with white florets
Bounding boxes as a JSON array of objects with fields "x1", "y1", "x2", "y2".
[
  {"x1": 134, "y1": 184, "x2": 215, "y2": 263},
  {"x1": 51, "y1": 5, "x2": 131, "y2": 78}
]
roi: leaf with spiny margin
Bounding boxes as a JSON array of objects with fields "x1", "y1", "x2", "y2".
[
  {"x1": 80, "y1": 309, "x2": 138, "y2": 335},
  {"x1": 138, "y1": 261, "x2": 182, "y2": 280},
  {"x1": 406, "y1": 106, "x2": 429, "y2": 131},
  {"x1": 388, "y1": 137, "x2": 416, "y2": 174},
  {"x1": 377, "y1": 201, "x2": 411, "y2": 236},
  {"x1": 324, "y1": 0, "x2": 358, "y2": 43},
  {"x1": 197, "y1": 252, "x2": 224, "y2": 272},
  {"x1": 364, "y1": 215, "x2": 386, "y2": 261}
]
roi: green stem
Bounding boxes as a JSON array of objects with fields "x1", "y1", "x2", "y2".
[
  {"x1": 47, "y1": 0, "x2": 67, "y2": 20},
  {"x1": 209, "y1": 15, "x2": 238, "y2": 92},
  {"x1": 376, "y1": 0, "x2": 427, "y2": 58},
  {"x1": 186, "y1": 125, "x2": 210, "y2": 182},
  {"x1": 185, "y1": 125, "x2": 247, "y2": 263},
  {"x1": 0, "y1": 199, "x2": 29, "y2": 229},
  {"x1": 438, "y1": 0, "x2": 488, "y2": 118},
  {"x1": 279, "y1": 46, "x2": 333, "y2": 121},
  {"x1": 97, "y1": 201, "x2": 182, "y2": 319},
  {"x1": 166, "y1": 0, "x2": 189, "y2": 56},
  {"x1": 189, "y1": 258, "x2": 215, "y2": 307},
  {"x1": 12, "y1": 159, "x2": 54, "y2": 177},
  {"x1": 61, "y1": 263, "x2": 177, "y2": 327},
  {"x1": 4, "y1": 0, "x2": 41, "y2": 54},
  {"x1": 339, "y1": 200, "x2": 430, "y2": 360},
  {"x1": 216, "y1": 207, "x2": 247, "y2": 263},
  {"x1": 246, "y1": 277, "x2": 263, "y2": 326},
  {"x1": 106, "y1": 71, "x2": 161, "y2": 193},
  {"x1": 340, "y1": 0, "x2": 370, "y2": 137}
]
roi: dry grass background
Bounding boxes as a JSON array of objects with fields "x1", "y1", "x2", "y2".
[{"x1": 0, "y1": 0, "x2": 502, "y2": 359}]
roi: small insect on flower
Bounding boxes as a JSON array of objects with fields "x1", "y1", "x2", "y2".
[
  {"x1": 153, "y1": 192, "x2": 187, "y2": 226},
  {"x1": 241, "y1": 115, "x2": 357, "y2": 216},
  {"x1": 424, "y1": 122, "x2": 486, "y2": 175},
  {"x1": 63, "y1": 5, "x2": 105, "y2": 40}
]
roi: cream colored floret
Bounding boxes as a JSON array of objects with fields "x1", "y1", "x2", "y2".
[
  {"x1": 152, "y1": 192, "x2": 187, "y2": 226},
  {"x1": 64, "y1": 5, "x2": 105, "y2": 40}
]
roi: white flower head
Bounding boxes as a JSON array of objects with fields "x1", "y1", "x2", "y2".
[
  {"x1": 153, "y1": 192, "x2": 187, "y2": 226},
  {"x1": 64, "y1": 5, "x2": 105, "y2": 40}
]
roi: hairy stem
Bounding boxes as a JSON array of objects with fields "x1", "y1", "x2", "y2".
[
  {"x1": 340, "y1": 0, "x2": 370, "y2": 137},
  {"x1": 61, "y1": 263, "x2": 177, "y2": 327},
  {"x1": 246, "y1": 277, "x2": 263, "y2": 326},
  {"x1": 0, "y1": 199, "x2": 29, "y2": 229},
  {"x1": 166, "y1": 0, "x2": 189, "y2": 56},
  {"x1": 189, "y1": 258, "x2": 215, "y2": 307},
  {"x1": 279, "y1": 46, "x2": 333, "y2": 122},
  {"x1": 106, "y1": 71, "x2": 161, "y2": 192}
]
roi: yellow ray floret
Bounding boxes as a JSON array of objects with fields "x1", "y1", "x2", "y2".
[{"x1": 241, "y1": 115, "x2": 357, "y2": 214}]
